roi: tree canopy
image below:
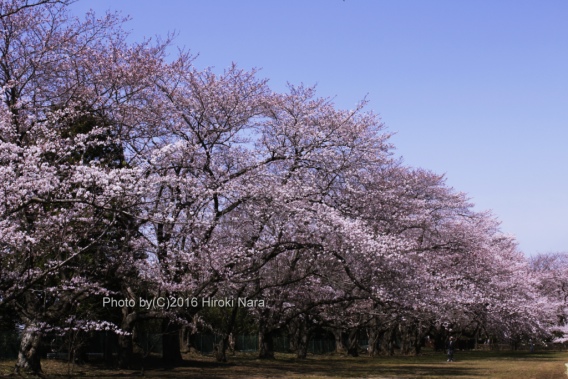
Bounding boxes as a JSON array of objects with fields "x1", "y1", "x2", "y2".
[{"x1": 0, "y1": 0, "x2": 563, "y2": 374}]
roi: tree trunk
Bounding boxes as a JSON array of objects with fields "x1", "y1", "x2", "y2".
[
  {"x1": 288, "y1": 318, "x2": 309, "y2": 359},
  {"x1": 214, "y1": 335, "x2": 229, "y2": 362},
  {"x1": 181, "y1": 325, "x2": 192, "y2": 353},
  {"x1": 215, "y1": 304, "x2": 240, "y2": 362},
  {"x1": 15, "y1": 324, "x2": 42, "y2": 374},
  {"x1": 332, "y1": 329, "x2": 348, "y2": 354},
  {"x1": 288, "y1": 321, "x2": 298, "y2": 354},
  {"x1": 367, "y1": 328, "x2": 380, "y2": 356},
  {"x1": 258, "y1": 329, "x2": 275, "y2": 359},
  {"x1": 380, "y1": 327, "x2": 396, "y2": 356},
  {"x1": 474, "y1": 328, "x2": 479, "y2": 350},
  {"x1": 399, "y1": 323, "x2": 413, "y2": 355},
  {"x1": 228, "y1": 333, "x2": 235, "y2": 355},
  {"x1": 162, "y1": 319, "x2": 182, "y2": 367},
  {"x1": 117, "y1": 308, "x2": 137, "y2": 369},
  {"x1": 347, "y1": 329, "x2": 359, "y2": 357},
  {"x1": 413, "y1": 323, "x2": 425, "y2": 355},
  {"x1": 414, "y1": 335, "x2": 423, "y2": 355},
  {"x1": 296, "y1": 331, "x2": 309, "y2": 359},
  {"x1": 296, "y1": 330, "x2": 309, "y2": 359}
]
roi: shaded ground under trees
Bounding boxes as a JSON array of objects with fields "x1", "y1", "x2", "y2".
[{"x1": 1, "y1": 350, "x2": 567, "y2": 379}]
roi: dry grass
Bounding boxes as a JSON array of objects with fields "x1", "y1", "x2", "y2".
[{"x1": 1, "y1": 350, "x2": 567, "y2": 378}]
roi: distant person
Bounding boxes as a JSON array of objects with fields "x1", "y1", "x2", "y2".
[
  {"x1": 529, "y1": 339, "x2": 535, "y2": 353},
  {"x1": 446, "y1": 337, "x2": 456, "y2": 362}
]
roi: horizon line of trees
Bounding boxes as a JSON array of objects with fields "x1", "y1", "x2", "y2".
[{"x1": 0, "y1": 0, "x2": 566, "y2": 374}]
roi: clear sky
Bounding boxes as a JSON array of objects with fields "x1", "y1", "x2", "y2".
[{"x1": 69, "y1": 0, "x2": 568, "y2": 257}]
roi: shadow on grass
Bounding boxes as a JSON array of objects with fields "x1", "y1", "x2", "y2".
[
  {"x1": 188, "y1": 354, "x2": 485, "y2": 378},
  {"x1": 2, "y1": 350, "x2": 566, "y2": 378}
]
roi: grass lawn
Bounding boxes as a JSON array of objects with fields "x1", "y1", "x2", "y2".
[{"x1": 1, "y1": 350, "x2": 567, "y2": 378}]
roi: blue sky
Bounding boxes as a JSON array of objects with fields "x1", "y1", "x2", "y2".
[{"x1": 70, "y1": 1, "x2": 568, "y2": 257}]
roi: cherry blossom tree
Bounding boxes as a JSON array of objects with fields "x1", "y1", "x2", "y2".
[
  {"x1": 0, "y1": 1, "x2": 557, "y2": 373},
  {"x1": 0, "y1": 1, "x2": 166, "y2": 372},
  {"x1": 529, "y1": 253, "x2": 568, "y2": 345}
]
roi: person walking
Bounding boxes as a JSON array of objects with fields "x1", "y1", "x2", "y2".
[{"x1": 446, "y1": 336, "x2": 456, "y2": 362}]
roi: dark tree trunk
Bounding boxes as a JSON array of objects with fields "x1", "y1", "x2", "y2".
[
  {"x1": 214, "y1": 335, "x2": 229, "y2": 362},
  {"x1": 296, "y1": 329, "x2": 309, "y2": 359},
  {"x1": 332, "y1": 329, "x2": 348, "y2": 354},
  {"x1": 181, "y1": 325, "x2": 196, "y2": 353},
  {"x1": 288, "y1": 318, "x2": 309, "y2": 359},
  {"x1": 414, "y1": 337, "x2": 423, "y2": 355},
  {"x1": 288, "y1": 331, "x2": 297, "y2": 353},
  {"x1": 380, "y1": 327, "x2": 396, "y2": 356},
  {"x1": 288, "y1": 321, "x2": 298, "y2": 354},
  {"x1": 15, "y1": 324, "x2": 42, "y2": 375},
  {"x1": 117, "y1": 308, "x2": 137, "y2": 369},
  {"x1": 414, "y1": 324, "x2": 425, "y2": 355},
  {"x1": 214, "y1": 303, "x2": 241, "y2": 362},
  {"x1": 399, "y1": 323, "x2": 413, "y2": 355},
  {"x1": 367, "y1": 328, "x2": 380, "y2": 356},
  {"x1": 434, "y1": 332, "x2": 445, "y2": 352},
  {"x1": 366, "y1": 317, "x2": 382, "y2": 357},
  {"x1": 347, "y1": 329, "x2": 359, "y2": 357},
  {"x1": 228, "y1": 333, "x2": 235, "y2": 355},
  {"x1": 162, "y1": 319, "x2": 182, "y2": 367},
  {"x1": 511, "y1": 339, "x2": 519, "y2": 351},
  {"x1": 474, "y1": 328, "x2": 479, "y2": 350},
  {"x1": 258, "y1": 329, "x2": 275, "y2": 359},
  {"x1": 296, "y1": 322, "x2": 310, "y2": 359}
]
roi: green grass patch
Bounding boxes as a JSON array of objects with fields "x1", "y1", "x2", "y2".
[{"x1": 1, "y1": 350, "x2": 567, "y2": 378}]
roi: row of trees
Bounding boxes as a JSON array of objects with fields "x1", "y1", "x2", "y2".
[{"x1": 0, "y1": 0, "x2": 565, "y2": 374}]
